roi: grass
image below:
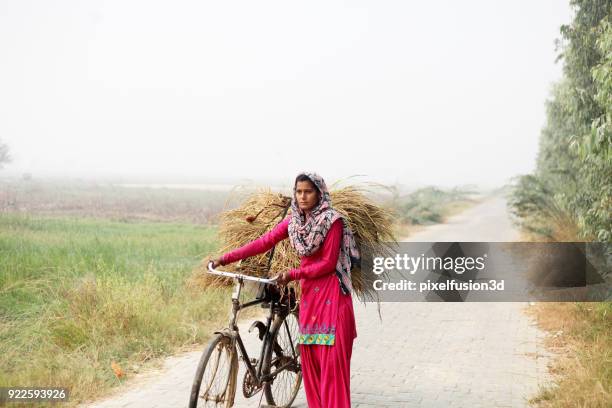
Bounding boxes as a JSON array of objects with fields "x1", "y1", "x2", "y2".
[
  {"x1": 515, "y1": 221, "x2": 611, "y2": 407},
  {"x1": 526, "y1": 302, "x2": 611, "y2": 407},
  {"x1": 0, "y1": 213, "x2": 237, "y2": 407}
]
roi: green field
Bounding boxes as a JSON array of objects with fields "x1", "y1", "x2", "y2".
[{"x1": 0, "y1": 214, "x2": 230, "y2": 406}]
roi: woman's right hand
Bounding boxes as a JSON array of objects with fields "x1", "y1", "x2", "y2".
[{"x1": 210, "y1": 257, "x2": 224, "y2": 268}]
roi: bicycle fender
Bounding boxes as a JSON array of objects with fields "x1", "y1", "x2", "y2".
[
  {"x1": 248, "y1": 320, "x2": 266, "y2": 340},
  {"x1": 213, "y1": 328, "x2": 238, "y2": 339}
]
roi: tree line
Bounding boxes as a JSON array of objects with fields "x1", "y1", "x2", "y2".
[{"x1": 510, "y1": 0, "x2": 611, "y2": 242}]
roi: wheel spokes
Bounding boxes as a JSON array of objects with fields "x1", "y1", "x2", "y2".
[{"x1": 200, "y1": 338, "x2": 234, "y2": 406}]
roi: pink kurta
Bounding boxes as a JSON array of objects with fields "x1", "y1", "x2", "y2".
[{"x1": 220, "y1": 216, "x2": 357, "y2": 407}]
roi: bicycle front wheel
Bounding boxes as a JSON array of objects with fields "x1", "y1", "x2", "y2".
[
  {"x1": 189, "y1": 333, "x2": 238, "y2": 408},
  {"x1": 263, "y1": 311, "x2": 302, "y2": 408}
]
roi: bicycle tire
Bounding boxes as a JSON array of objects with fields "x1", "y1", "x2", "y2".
[
  {"x1": 262, "y1": 311, "x2": 302, "y2": 408},
  {"x1": 189, "y1": 333, "x2": 238, "y2": 408}
]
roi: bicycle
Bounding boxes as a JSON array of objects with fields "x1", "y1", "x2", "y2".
[{"x1": 189, "y1": 261, "x2": 302, "y2": 408}]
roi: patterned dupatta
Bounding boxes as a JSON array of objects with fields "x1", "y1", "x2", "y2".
[{"x1": 288, "y1": 172, "x2": 360, "y2": 295}]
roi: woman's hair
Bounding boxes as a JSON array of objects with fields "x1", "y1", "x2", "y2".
[{"x1": 294, "y1": 174, "x2": 321, "y2": 195}]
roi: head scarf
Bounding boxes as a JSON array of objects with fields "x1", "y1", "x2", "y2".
[{"x1": 288, "y1": 172, "x2": 360, "y2": 295}]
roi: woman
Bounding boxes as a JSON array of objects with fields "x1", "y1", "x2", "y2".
[{"x1": 212, "y1": 171, "x2": 359, "y2": 408}]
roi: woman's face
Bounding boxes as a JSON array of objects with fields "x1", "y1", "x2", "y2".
[{"x1": 295, "y1": 180, "x2": 320, "y2": 214}]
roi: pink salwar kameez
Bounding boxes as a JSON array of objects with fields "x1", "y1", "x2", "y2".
[{"x1": 221, "y1": 216, "x2": 357, "y2": 408}]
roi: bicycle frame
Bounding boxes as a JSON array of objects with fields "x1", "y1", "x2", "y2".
[{"x1": 207, "y1": 262, "x2": 298, "y2": 388}]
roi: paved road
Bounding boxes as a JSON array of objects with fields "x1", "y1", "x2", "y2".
[{"x1": 83, "y1": 195, "x2": 553, "y2": 408}]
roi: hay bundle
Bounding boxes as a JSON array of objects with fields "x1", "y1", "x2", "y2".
[{"x1": 199, "y1": 184, "x2": 396, "y2": 303}]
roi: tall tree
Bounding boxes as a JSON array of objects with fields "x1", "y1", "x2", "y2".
[{"x1": 510, "y1": 0, "x2": 612, "y2": 241}]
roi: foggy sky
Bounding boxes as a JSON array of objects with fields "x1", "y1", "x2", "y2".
[{"x1": 0, "y1": 1, "x2": 572, "y2": 188}]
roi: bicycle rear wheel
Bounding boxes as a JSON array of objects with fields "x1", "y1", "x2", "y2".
[
  {"x1": 189, "y1": 333, "x2": 238, "y2": 408},
  {"x1": 263, "y1": 311, "x2": 302, "y2": 408}
]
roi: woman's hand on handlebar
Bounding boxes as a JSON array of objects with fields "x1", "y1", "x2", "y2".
[
  {"x1": 210, "y1": 257, "x2": 224, "y2": 268},
  {"x1": 274, "y1": 271, "x2": 292, "y2": 286}
]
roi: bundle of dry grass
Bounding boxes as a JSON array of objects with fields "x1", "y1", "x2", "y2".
[{"x1": 197, "y1": 184, "x2": 397, "y2": 303}]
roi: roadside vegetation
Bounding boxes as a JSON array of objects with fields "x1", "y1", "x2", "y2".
[
  {"x1": 0, "y1": 213, "x2": 229, "y2": 406},
  {"x1": 390, "y1": 185, "x2": 482, "y2": 237},
  {"x1": 508, "y1": 1, "x2": 611, "y2": 406}
]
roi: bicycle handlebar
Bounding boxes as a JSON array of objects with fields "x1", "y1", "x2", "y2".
[{"x1": 207, "y1": 261, "x2": 278, "y2": 285}]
